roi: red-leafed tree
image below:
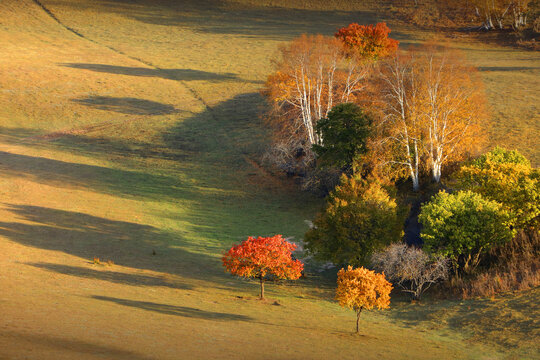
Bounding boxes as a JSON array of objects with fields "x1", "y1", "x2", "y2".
[
  {"x1": 335, "y1": 22, "x2": 399, "y2": 60},
  {"x1": 222, "y1": 235, "x2": 304, "y2": 299}
]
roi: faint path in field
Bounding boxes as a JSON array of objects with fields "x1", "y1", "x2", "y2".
[
  {"x1": 30, "y1": 0, "x2": 274, "y2": 179},
  {"x1": 30, "y1": 0, "x2": 216, "y2": 131}
]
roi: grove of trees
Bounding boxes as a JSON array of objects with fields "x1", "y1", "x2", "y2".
[
  {"x1": 221, "y1": 21, "x2": 537, "y2": 326},
  {"x1": 262, "y1": 23, "x2": 399, "y2": 176},
  {"x1": 263, "y1": 24, "x2": 486, "y2": 192},
  {"x1": 377, "y1": 45, "x2": 486, "y2": 190}
]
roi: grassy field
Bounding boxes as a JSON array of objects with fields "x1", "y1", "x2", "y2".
[{"x1": 0, "y1": 0, "x2": 538, "y2": 359}]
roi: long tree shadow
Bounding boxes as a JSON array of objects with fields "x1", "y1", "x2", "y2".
[
  {"x1": 27, "y1": 262, "x2": 192, "y2": 290},
  {"x1": 0, "y1": 150, "x2": 197, "y2": 201},
  {"x1": 0, "y1": 204, "x2": 224, "y2": 283},
  {"x1": 72, "y1": 96, "x2": 180, "y2": 115},
  {"x1": 478, "y1": 66, "x2": 540, "y2": 72},
  {"x1": 61, "y1": 63, "x2": 241, "y2": 82},
  {"x1": 91, "y1": 295, "x2": 252, "y2": 321},
  {"x1": 0, "y1": 331, "x2": 153, "y2": 360},
  {"x1": 61, "y1": 0, "x2": 398, "y2": 41}
]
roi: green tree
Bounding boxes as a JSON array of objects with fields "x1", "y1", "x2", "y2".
[
  {"x1": 305, "y1": 175, "x2": 403, "y2": 266},
  {"x1": 456, "y1": 147, "x2": 540, "y2": 230},
  {"x1": 419, "y1": 190, "x2": 514, "y2": 273},
  {"x1": 313, "y1": 103, "x2": 372, "y2": 173}
]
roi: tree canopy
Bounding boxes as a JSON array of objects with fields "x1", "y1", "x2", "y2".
[
  {"x1": 312, "y1": 103, "x2": 372, "y2": 172},
  {"x1": 419, "y1": 191, "x2": 514, "y2": 273},
  {"x1": 222, "y1": 235, "x2": 304, "y2": 299},
  {"x1": 456, "y1": 147, "x2": 539, "y2": 230},
  {"x1": 305, "y1": 175, "x2": 402, "y2": 266},
  {"x1": 336, "y1": 266, "x2": 392, "y2": 333}
]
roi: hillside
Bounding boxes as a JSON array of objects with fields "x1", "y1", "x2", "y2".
[{"x1": 0, "y1": 0, "x2": 538, "y2": 359}]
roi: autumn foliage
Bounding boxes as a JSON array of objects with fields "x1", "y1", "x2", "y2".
[
  {"x1": 262, "y1": 34, "x2": 373, "y2": 174},
  {"x1": 222, "y1": 235, "x2": 304, "y2": 299},
  {"x1": 335, "y1": 22, "x2": 399, "y2": 59},
  {"x1": 305, "y1": 175, "x2": 402, "y2": 266},
  {"x1": 456, "y1": 147, "x2": 540, "y2": 230},
  {"x1": 336, "y1": 266, "x2": 392, "y2": 333},
  {"x1": 377, "y1": 44, "x2": 487, "y2": 190}
]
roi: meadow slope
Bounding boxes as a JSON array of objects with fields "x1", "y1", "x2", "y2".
[{"x1": 0, "y1": 0, "x2": 538, "y2": 359}]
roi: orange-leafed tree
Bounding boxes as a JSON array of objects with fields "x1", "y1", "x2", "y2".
[
  {"x1": 415, "y1": 44, "x2": 486, "y2": 183},
  {"x1": 376, "y1": 44, "x2": 486, "y2": 189},
  {"x1": 335, "y1": 22, "x2": 399, "y2": 60},
  {"x1": 222, "y1": 235, "x2": 304, "y2": 299},
  {"x1": 336, "y1": 266, "x2": 392, "y2": 333},
  {"x1": 263, "y1": 34, "x2": 372, "y2": 173}
]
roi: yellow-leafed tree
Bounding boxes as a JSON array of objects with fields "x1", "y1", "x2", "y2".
[{"x1": 336, "y1": 266, "x2": 392, "y2": 333}]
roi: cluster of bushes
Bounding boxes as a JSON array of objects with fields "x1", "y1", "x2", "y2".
[
  {"x1": 305, "y1": 146, "x2": 539, "y2": 299},
  {"x1": 381, "y1": 0, "x2": 540, "y2": 49},
  {"x1": 384, "y1": 0, "x2": 539, "y2": 32}
]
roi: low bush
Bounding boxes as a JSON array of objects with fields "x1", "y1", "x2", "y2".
[
  {"x1": 456, "y1": 230, "x2": 540, "y2": 298},
  {"x1": 371, "y1": 243, "x2": 449, "y2": 300}
]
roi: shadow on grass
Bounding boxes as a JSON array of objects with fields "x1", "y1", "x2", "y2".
[
  {"x1": 0, "y1": 204, "x2": 224, "y2": 283},
  {"x1": 0, "y1": 150, "x2": 195, "y2": 201},
  {"x1": 0, "y1": 93, "x2": 319, "y2": 286},
  {"x1": 52, "y1": 0, "x2": 415, "y2": 42},
  {"x1": 92, "y1": 295, "x2": 252, "y2": 321},
  {"x1": 0, "y1": 331, "x2": 152, "y2": 360},
  {"x1": 386, "y1": 290, "x2": 540, "y2": 350},
  {"x1": 478, "y1": 66, "x2": 540, "y2": 72},
  {"x1": 90, "y1": 295, "x2": 317, "y2": 332},
  {"x1": 28, "y1": 262, "x2": 192, "y2": 290},
  {"x1": 72, "y1": 96, "x2": 179, "y2": 115},
  {"x1": 61, "y1": 63, "x2": 240, "y2": 82}
]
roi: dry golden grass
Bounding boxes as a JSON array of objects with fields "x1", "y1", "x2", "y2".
[{"x1": 0, "y1": 0, "x2": 538, "y2": 359}]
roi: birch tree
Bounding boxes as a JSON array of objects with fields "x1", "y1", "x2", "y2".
[
  {"x1": 466, "y1": 0, "x2": 529, "y2": 29},
  {"x1": 377, "y1": 46, "x2": 485, "y2": 189},
  {"x1": 417, "y1": 46, "x2": 485, "y2": 183},
  {"x1": 263, "y1": 35, "x2": 370, "y2": 172},
  {"x1": 378, "y1": 52, "x2": 424, "y2": 191}
]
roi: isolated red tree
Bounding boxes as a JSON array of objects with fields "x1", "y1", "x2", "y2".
[
  {"x1": 335, "y1": 22, "x2": 399, "y2": 59},
  {"x1": 222, "y1": 235, "x2": 304, "y2": 299}
]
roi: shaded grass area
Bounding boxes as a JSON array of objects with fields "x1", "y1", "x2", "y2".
[
  {"x1": 28, "y1": 262, "x2": 192, "y2": 289},
  {"x1": 386, "y1": 288, "x2": 540, "y2": 357},
  {"x1": 48, "y1": 0, "x2": 385, "y2": 40},
  {"x1": 61, "y1": 63, "x2": 243, "y2": 82},
  {"x1": 72, "y1": 96, "x2": 181, "y2": 115},
  {"x1": 0, "y1": 331, "x2": 153, "y2": 360},
  {"x1": 91, "y1": 295, "x2": 253, "y2": 321}
]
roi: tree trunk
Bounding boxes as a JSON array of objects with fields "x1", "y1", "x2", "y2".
[
  {"x1": 260, "y1": 277, "x2": 265, "y2": 300},
  {"x1": 356, "y1": 307, "x2": 363, "y2": 333},
  {"x1": 432, "y1": 162, "x2": 441, "y2": 183},
  {"x1": 484, "y1": 15, "x2": 494, "y2": 30},
  {"x1": 411, "y1": 167, "x2": 420, "y2": 191}
]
